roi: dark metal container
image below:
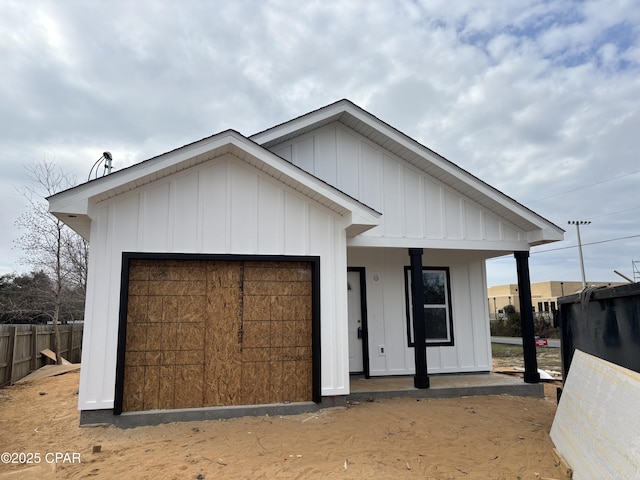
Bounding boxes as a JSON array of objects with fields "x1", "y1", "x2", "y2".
[{"x1": 558, "y1": 283, "x2": 640, "y2": 379}]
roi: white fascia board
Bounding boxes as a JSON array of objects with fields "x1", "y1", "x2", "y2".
[
  {"x1": 253, "y1": 99, "x2": 479, "y2": 195},
  {"x1": 251, "y1": 100, "x2": 562, "y2": 241},
  {"x1": 340, "y1": 210, "x2": 381, "y2": 237},
  {"x1": 48, "y1": 131, "x2": 240, "y2": 210},
  {"x1": 526, "y1": 227, "x2": 565, "y2": 246},
  {"x1": 250, "y1": 100, "x2": 349, "y2": 145},
  {"x1": 344, "y1": 210, "x2": 381, "y2": 236},
  {"x1": 48, "y1": 196, "x2": 91, "y2": 239},
  {"x1": 48, "y1": 129, "x2": 380, "y2": 234},
  {"x1": 342, "y1": 106, "x2": 565, "y2": 238},
  {"x1": 48, "y1": 195, "x2": 90, "y2": 216},
  {"x1": 347, "y1": 236, "x2": 532, "y2": 252}
]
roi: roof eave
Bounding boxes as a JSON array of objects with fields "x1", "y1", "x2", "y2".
[
  {"x1": 48, "y1": 129, "x2": 381, "y2": 238},
  {"x1": 527, "y1": 227, "x2": 565, "y2": 247}
]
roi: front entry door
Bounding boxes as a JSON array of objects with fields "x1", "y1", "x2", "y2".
[{"x1": 347, "y1": 270, "x2": 364, "y2": 373}]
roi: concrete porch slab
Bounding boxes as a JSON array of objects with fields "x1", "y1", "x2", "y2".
[
  {"x1": 348, "y1": 373, "x2": 544, "y2": 401},
  {"x1": 80, "y1": 374, "x2": 543, "y2": 428}
]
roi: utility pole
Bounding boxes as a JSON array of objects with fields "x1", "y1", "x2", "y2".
[{"x1": 568, "y1": 220, "x2": 591, "y2": 288}]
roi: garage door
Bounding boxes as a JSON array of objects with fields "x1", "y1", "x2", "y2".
[{"x1": 120, "y1": 258, "x2": 314, "y2": 412}]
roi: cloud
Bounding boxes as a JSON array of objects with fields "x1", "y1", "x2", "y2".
[{"x1": 0, "y1": 0, "x2": 638, "y2": 285}]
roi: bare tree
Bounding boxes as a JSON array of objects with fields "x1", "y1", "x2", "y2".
[{"x1": 14, "y1": 159, "x2": 87, "y2": 364}]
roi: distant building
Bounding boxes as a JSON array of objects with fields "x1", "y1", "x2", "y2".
[{"x1": 487, "y1": 281, "x2": 626, "y2": 320}]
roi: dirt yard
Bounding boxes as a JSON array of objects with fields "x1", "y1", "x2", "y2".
[
  {"x1": 0, "y1": 363, "x2": 564, "y2": 480},
  {"x1": 491, "y1": 344, "x2": 563, "y2": 378}
]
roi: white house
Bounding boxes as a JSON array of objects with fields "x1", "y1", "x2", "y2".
[{"x1": 48, "y1": 100, "x2": 563, "y2": 425}]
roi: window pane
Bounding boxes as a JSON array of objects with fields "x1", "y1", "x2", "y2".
[
  {"x1": 423, "y1": 271, "x2": 445, "y2": 305},
  {"x1": 425, "y1": 307, "x2": 448, "y2": 340},
  {"x1": 405, "y1": 266, "x2": 453, "y2": 347}
]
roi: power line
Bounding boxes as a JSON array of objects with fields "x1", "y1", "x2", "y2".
[
  {"x1": 588, "y1": 205, "x2": 640, "y2": 220},
  {"x1": 529, "y1": 169, "x2": 640, "y2": 203},
  {"x1": 532, "y1": 233, "x2": 640, "y2": 254}
]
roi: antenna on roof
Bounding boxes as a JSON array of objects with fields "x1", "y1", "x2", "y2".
[{"x1": 88, "y1": 152, "x2": 114, "y2": 181}]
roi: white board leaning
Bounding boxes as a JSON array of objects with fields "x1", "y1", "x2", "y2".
[{"x1": 550, "y1": 349, "x2": 640, "y2": 480}]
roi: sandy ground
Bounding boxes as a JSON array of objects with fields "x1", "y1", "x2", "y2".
[{"x1": 0, "y1": 369, "x2": 564, "y2": 480}]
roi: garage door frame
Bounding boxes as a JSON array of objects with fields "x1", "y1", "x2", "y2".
[{"x1": 113, "y1": 252, "x2": 321, "y2": 415}]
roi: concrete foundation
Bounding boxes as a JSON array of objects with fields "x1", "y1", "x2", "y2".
[
  {"x1": 80, "y1": 373, "x2": 542, "y2": 428},
  {"x1": 80, "y1": 397, "x2": 346, "y2": 428}
]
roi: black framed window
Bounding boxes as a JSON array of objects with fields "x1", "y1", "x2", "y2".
[{"x1": 404, "y1": 266, "x2": 454, "y2": 347}]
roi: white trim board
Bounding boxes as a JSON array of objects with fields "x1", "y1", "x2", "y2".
[{"x1": 550, "y1": 350, "x2": 640, "y2": 479}]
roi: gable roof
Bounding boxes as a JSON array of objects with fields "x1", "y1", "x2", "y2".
[
  {"x1": 50, "y1": 99, "x2": 563, "y2": 247},
  {"x1": 251, "y1": 99, "x2": 564, "y2": 246},
  {"x1": 47, "y1": 129, "x2": 381, "y2": 239}
]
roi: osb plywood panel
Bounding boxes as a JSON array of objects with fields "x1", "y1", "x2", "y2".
[{"x1": 122, "y1": 259, "x2": 313, "y2": 412}]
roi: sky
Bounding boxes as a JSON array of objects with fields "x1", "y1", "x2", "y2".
[{"x1": 1, "y1": 0, "x2": 639, "y2": 288}]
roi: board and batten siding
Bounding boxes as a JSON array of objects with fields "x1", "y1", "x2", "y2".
[
  {"x1": 348, "y1": 247, "x2": 492, "y2": 375},
  {"x1": 79, "y1": 154, "x2": 350, "y2": 411},
  {"x1": 270, "y1": 123, "x2": 526, "y2": 247}
]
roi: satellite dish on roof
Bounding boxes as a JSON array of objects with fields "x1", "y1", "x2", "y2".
[{"x1": 88, "y1": 151, "x2": 114, "y2": 181}]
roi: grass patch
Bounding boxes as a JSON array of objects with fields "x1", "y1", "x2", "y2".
[{"x1": 491, "y1": 343, "x2": 523, "y2": 358}]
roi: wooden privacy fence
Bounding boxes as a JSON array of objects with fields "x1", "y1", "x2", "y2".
[{"x1": 0, "y1": 323, "x2": 83, "y2": 386}]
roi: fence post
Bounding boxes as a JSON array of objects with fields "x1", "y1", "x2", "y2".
[
  {"x1": 7, "y1": 325, "x2": 18, "y2": 385},
  {"x1": 31, "y1": 324, "x2": 38, "y2": 371},
  {"x1": 76, "y1": 325, "x2": 82, "y2": 362},
  {"x1": 68, "y1": 324, "x2": 74, "y2": 362}
]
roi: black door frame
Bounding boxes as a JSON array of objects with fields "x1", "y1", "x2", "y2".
[{"x1": 348, "y1": 267, "x2": 370, "y2": 378}]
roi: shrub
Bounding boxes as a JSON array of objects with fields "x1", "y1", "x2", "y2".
[{"x1": 490, "y1": 307, "x2": 560, "y2": 338}]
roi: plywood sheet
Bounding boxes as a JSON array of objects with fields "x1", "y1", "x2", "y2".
[
  {"x1": 122, "y1": 259, "x2": 314, "y2": 412},
  {"x1": 123, "y1": 261, "x2": 208, "y2": 412},
  {"x1": 15, "y1": 364, "x2": 80, "y2": 384},
  {"x1": 122, "y1": 365, "x2": 145, "y2": 412},
  {"x1": 550, "y1": 349, "x2": 640, "y2": 479},
  {"x1": 39, "y1": 349, "x2": 72, "y2": 365}
]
